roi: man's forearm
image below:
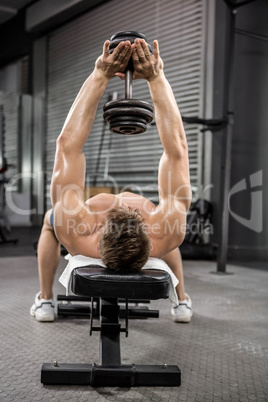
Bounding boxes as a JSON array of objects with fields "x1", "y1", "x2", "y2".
[
  {"x1": 58, "y1": 69, "x2": 109, "y2": 151},
  {"x1": 148, "y1": 72, "x2": 187, "y2": 156}
]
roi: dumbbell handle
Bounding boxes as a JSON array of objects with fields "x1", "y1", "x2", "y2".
[{"x1": 125, "y1": 69, "x2": 133, "y2": 99}]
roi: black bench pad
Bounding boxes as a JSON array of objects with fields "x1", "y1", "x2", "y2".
[{"x1": 71, "y1": 265, "x2": 170, "y2": 300}]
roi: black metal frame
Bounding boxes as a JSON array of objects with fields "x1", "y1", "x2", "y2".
[
  {"x1": 57, "y1": 295, "x2": 158, "y2": 321},
  {"x1": 42, "y1": 297, "x2": 181, "y2": 387}
]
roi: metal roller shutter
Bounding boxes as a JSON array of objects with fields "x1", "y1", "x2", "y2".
[{"x1": 46, "y1": 0, "x2": 206, "y2": 207}]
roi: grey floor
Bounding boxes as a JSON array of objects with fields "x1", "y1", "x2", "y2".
[{"x1": 0, "y1": 233, "x2": 267, "y2": 401}]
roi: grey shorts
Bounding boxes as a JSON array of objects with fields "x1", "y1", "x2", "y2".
[{"x1": 50, "y1": 210, "x2": 55, "y2": 231}]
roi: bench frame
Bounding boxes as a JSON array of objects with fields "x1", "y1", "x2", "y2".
[{"x1": 41, "y1": 267, "x2": 181, "y2": 387}]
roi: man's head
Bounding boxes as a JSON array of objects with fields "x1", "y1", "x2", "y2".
[{"x1": 99, "y1": 207, "x2": 151, "y2": 272}]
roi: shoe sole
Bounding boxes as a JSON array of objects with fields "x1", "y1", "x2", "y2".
[
  {"x1": 30, "y1": 307, "x2": 55, "y2": 322},
  {"x1": 173, "y1": 315, "x2": 192, "y2": 323},
  {"x1": 35, "y1": 314, "x2": 55, "y2": 322},
  {"x1": 171, "y1": 310, "x2": 193, "y2": 323}
]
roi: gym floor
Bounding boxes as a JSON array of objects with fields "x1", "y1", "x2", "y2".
[{"x1": 0, "y1": 228, "x2": 267, "y2": 401}]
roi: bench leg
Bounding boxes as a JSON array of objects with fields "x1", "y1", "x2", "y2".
[
  {"x1": 41, "y1": 297, "x2": 181, "y2": 387},
  {"x1": 41, "y1": 363, "x2": 181, "y2": 387}
]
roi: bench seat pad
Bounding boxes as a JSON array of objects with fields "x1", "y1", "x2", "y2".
[{"x1": 71, "y1": 265, "x2": 170, "y2": 300}]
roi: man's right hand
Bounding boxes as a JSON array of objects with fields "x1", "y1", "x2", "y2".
[
  {"x1": 95, "y1": 40, "x2": 132, "y2": 80},
  {"x1": 131, "y1": 38, "x2": 164, "y2": 81}
]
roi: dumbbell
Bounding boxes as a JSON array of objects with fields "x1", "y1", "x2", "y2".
[{"x1": 103, "y1": 31, "x2": 154, "y2": 135}]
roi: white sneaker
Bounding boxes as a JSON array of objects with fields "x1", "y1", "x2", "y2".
[
  {"x1": 171, "y1": 293, "x2": 193, "y2": 323},
  {"x1": 30, "y1": 291, "x2": 55, "y2": 322}
]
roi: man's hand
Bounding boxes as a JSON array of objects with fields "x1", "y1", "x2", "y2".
[
  {"x1": 95, "y1": 40, "x2": 132, "y2": 80},
  {"x1": 131, "y1": 39, "x2": 164, "y2": 81}
]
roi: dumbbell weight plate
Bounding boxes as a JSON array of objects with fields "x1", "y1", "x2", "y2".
[
  {"x1": 110, "y1": 115, "x2": 149, "y2": 126},
  {"x1": 110, "y1": 31, "x2": 148, "y2": 42},
  {"x1": 103, "y1": 99, "x2": 154, "y2": 113},
  {"x1": 109, "y1": 31, "x2": 153, "y2": 54},
  {"x1": 104, "y1": 107, "x2": 154, "y2": 124},
  {"x1": 110, "y1": 121, "x2": 147, "y2": 135},
  {"x1": 103, "y1": 99, "x2": 154, "y2": 135}
]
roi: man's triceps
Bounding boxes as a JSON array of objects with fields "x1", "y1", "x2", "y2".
[
  {"x1": 158, "y1": 152, "x2": 191, "y2": 209},
  {"x1": 50, "y1": 145, "x2": 86, "y2": 206}
]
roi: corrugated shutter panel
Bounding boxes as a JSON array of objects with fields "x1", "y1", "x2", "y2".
[
  {"x1": 0, "y1": 91, "x2": 20, "y2": 190},
  {"x1": 46, "y1": 0, "x2": 204, "y2": 207}
]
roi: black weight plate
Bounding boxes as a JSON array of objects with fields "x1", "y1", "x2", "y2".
[
  {"x1": 103, "y1": 107, "x2": 154, "y2": 124},
  {"x1": 109, "y1": 31, "x2": 153, "y2": 54},
  {"x1": 103, "y1": 99, "x2": 154, "y2": 113},
  {"x1": 108, "y1": 116, "x2": 149, "y2": 125},
  {"x1": 110, "y1": 121, "x2": 147, "y2": 135},
  {"x1": 110, "y1": 31, "x2": 147, "y2": 42},
  {"x1": 109, "y1": 39, "x2": 153, "y2": 54}
]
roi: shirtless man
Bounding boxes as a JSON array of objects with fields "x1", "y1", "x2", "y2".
[{"x1": 30, "y1": 37, "x2": 193, "y2": 323}]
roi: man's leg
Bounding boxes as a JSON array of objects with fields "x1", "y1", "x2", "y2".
[
  {"x1": 30, "y1": 209, "x2": 60, "y2": 322},
  {"x1": 162, "y1": 247, "x2": 186, "y2": 301},
  {"x1": 162, "y1": 247, "x2": 193, "y2": 323},
  {"x1": 37, "y1": 209, "x2": 61, "y2": 299}
]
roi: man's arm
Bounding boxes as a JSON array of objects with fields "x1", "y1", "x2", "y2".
[
  {"x1": 132, "y1": 39, "x2": 192, "y2": 251},
  {"x1": 50, "y1": 40, "x2": 132, "y2": 243}
]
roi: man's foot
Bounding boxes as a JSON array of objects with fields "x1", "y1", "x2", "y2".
[
  {"x1": 171, "y1": 293, "x2": 193, "y2": 323},
  {"x1": 30, "y1": 291, "x2": 55, "y2": 322}
]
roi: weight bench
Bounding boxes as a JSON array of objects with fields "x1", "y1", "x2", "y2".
[{"x1": 41, "y1": 265, "x2": 181, "y2": 387}]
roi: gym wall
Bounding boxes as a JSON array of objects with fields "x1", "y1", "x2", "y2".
[{"x1": 45, "y1": 0, "x2": 210, "y2": 208}]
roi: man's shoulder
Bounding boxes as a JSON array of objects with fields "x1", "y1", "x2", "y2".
[
  {"x1": 66, "y1": 232, "x2": 101, "y2": 258},
  {"x1": 86, "y1": 193, "x2": 119, "y2": 212},
  {"x1": 146, "y1": 205, "x2": 186, "y2": 254}
]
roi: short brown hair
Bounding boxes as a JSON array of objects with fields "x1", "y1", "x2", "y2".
[{"x1": 99, "y1": 207, "x2": 151, "y2": 272}]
